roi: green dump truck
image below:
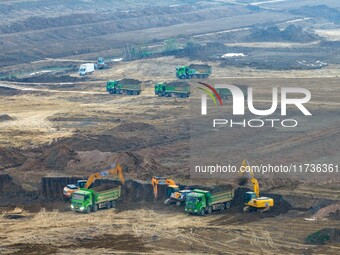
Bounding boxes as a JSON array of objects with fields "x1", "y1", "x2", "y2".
[
  {"x1": 155, "y1": 81, "x2": 190, "y2": 98},
  {"x1": 215, "y1": 85, "x2": 248, "y2": 100},
  {"x1": 106, "y1": 79, "x2": 143, "y2": 95},
  {"x1": 176, "y1": 64, "x2": 212, "y2": 79},
  {"x1": 185, "y1": 189, "x2": 234, "y2": 216},
  {"x1": 71, "y1": 186, "x2": 121, "y2": 213}
]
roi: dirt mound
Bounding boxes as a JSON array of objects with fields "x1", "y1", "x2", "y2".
[
  {"x1": 305, "y1": 228, "x2": 340, "y2": 245},
  {"x1": 7, "y1": 74, "x2": 86, "y2": 83},
  {"x1": 118, "y1": 79, "x2": 141, "y2": 85},
  {"x1": 114, "y1": 152, "x2": 168, "y2": 179},
  {"x1": 40, "y1": 144, "x2": 79, "y2": 171},
  {"x1": 0, "y1": 114, "x2": 14, "y2": 122},
  {"x1": 113, "y1": 122, "x2": 156, "y2": 132},
  {"x1": 0, "y1": 147, "x2": 27, "y2": 171},
  {"x1": 167, "y1": 81, "x2": 190, "y2": 87},
  {"x1": 248, "y1": 25, "x2": 320, "y2": 42},
  {"x1": 0, "y1": 86, "x2": 21, "y2": 96},
  {"x1": 313, "y1": 203, "x2": 340, "y2": 219}
]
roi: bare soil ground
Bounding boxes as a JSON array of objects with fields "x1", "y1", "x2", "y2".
[{"x1": 0, "y1": 0, "x2": 339, "y2": 254}]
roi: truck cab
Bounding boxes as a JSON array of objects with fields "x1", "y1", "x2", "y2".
[
  {"x1": 71, "y1": 189, "x2": 93, "y2": 213},
  {"x1": 106, "y1": 80, "x2": 118, "y2": 94},
  {"x1": 185, "y1": 191, "x2": 208, "y2": 216},
  {"x1": 154, "y1": 82, "x2": 165, "y2": 96},
  {"x1": 176, "y1": 66, "x2": 189, "y2": 79}
]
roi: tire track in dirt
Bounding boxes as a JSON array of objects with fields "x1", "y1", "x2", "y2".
[{"x1": 258, "y1": 125, "x2": 340, "y2": 155}]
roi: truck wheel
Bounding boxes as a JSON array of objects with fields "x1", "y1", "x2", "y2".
[
  {"x1": 225, "y1": 202, "x2": 231, "y2": 209},
  {"x1": 207, "y1": 207, "x2": 213, "y2": 214},
  {"x1": 106, "y1": 202, "x2": 111, "y2": 209},
  {"x1": 111, "y1": 201, "x2": 116, "y2": 208},
  {"x1": 92, "y1": 204, "x2": 98, "y2": 212},
  {"x1": 186, "y1": 75, "x2": 191, "y2": 79},
  {"x1": 164, "y1": 198, "x2": 171, "y2": 205},
  {"x1": 180, "y1": 75, "x2": 185, "y2": 79},
  {"x1": 200, "y1": 210, "x2": 205, "y2": 216},
  {"x1": 86, "y1": 206, "x2": 91, "y2": 214},
  {"x1": 220, "y1": 203, "x2": 226, "y2": 211}
]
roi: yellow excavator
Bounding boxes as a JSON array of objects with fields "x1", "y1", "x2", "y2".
[
  {"x1": 240, "y1": 160, "x2": 274, "y2": 213},
  {"x1": 63, "y1": 163, "x2": 125, "y2": 198},
  {"x1": 151, "y1": 176, "x2": 191, "y2": 206}
]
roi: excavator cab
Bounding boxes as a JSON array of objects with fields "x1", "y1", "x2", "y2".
[
  {"x1": 77, "y1": 180, "x2": 87, "y2": 188},
  {"x1": 244, "y1": 191, "x2": 256, "y2": 204},
  {"x1": 167, "y1": 185, "x2": 180, "y2": 197}
]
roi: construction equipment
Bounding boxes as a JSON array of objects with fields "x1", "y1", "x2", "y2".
[
  {"x1": 176, "y1": 64, "x2": 211, "y2": 79},
  {"x1": 240, "y1": 160, "x2": 274, "y2": 213},
  {"x1": 71, "y1": 186, "x2": 121, "y2": 213},
  {"x1": 185, "y1": 189, "x2": 234, "y2": 216},
  {"x1": 154, "y1": 81, "x2": 190, "y2": 98},
  {"x1": 63, "y1": 163, "x2": 125, "y2": 198},
  {"x1": 106, "y1": 79, "x2": 143, "y2": 95},
  {"x1": 151, "y1": 176, "x2": 191, "y2": 206},
  {"x1": 95, "y1": 57, "x2": 109, "y2": 69}
]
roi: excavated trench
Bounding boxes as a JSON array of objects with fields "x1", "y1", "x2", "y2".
[{"x1": 0, "y1": 174, "x2": 294, "y2": 216}]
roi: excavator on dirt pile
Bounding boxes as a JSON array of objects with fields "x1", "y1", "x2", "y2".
[
  {"x1": 63, "y1": 163, "x2": 125, "y2": 198},
  {"x1": 151, "y1": 176, "x2": 191, "y2": 206},
  {"x1": 240, "y1": 160, "x2": 274, "y2": 213}
]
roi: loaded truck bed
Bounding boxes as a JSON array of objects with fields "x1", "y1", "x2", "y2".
[{"x1": 71, "y1": 186, "x2": 121, "y2": 213}]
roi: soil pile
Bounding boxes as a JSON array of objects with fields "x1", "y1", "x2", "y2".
[
  {"x1": 114, "y1": 152, "x2": 168, "y2": 179},
  {"x1": 0, "y1": 147, "x2": 27, "y2": 171},
  {"x1": 167, "y1": 81, "x2": 190, "y2": 87},
  {"x1": 0, "y1": 114, "x2": 14, "y2": 122},
  {"x1": 118, "y1": 79, "x2": 141, "y2": 85},
  {"x1": 0, "y1": 86, "x2": 21, "y2": 96},
  {"x1": 189, "y1": 64, "x2": 211, "y2": 69},
  {"x1": 248, "y1": 25, "x2": 320, "y2": 42},
  {"x1": 313, "y1": 203, "x2": 340, "y2": 219},
  {"x1": 40, "y1": 144, "x2": 79, "y2": 171},
  {"x1": 113, "y1": 122, "x2": 156, "y2": 132},
  {"x1": 305, "y1": 228, "x2": 340, "y2": 245}
]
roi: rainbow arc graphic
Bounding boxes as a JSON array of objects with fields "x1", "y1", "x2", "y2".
[{"x1": 197, "y1": 82, "x2": 223, "y2": 106}]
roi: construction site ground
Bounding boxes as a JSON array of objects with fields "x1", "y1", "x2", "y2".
[
  {"x1": 0, "y1": 56, "x2": 339, "y2": 254},
  {"x1": 1, "y1": 0, "x2": 340, "y2": 253}
]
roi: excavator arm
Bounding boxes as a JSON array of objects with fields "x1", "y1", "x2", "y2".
[
  {"x1": 84, "y1": 163, "x2": 125, "y2": 189},
  {"x1": 152, "y1": 177, "x2": 178, "y2": 199},
  {"x1": 240, "y1": 160, "x2": 260, "y2": 198}
]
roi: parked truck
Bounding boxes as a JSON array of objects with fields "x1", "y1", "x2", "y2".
[
  {"x1": 106, "y1": 79, "x2": 143, "y2": 95},
  {"x1": 78, "y1": 63, "x2": 95, "y2": 76},
  {"x1": 71, "y1": 186, "x2": 121, "y2": 213},
  {"x1": 176, "y1": 64, "x2": 212, "y2": 79},
  {"x1": 185, "y1": 188, "x2": 234, "y2": 216},
  {"x1": 154, "y1": 81, "x2": 190, "y2": 98},
  {"x1": 215, "y1": 85, "x2": 248, "y2": 100}
]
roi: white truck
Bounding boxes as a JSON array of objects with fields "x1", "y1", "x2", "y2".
[{"x1": 78, "y1": 63, "x2": 94, "y2": 76}]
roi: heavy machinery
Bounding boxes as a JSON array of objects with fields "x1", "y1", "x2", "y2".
[
  {"x1": 185, "y1": 189, "x2": 234, "y2": 216},
  {"x1": 95, "y1": 57, "x2": 109, "y2": 69},
  {"x1": 71, "y1": 186, "x2": 121, "y2": 213},
  {"x1": 63, "y1": 163, "x2": 125, "y2": 198},
  {"x1": 154, "y1": 81, "x2": 190, "y2": 98},
  {"x1": 151, "y1": 176, "x2": 191, "y2": 206},
  {"x1": 106, "y1": 79, "x2": 143, "y2": 95},
  {"x1": 176, "y1": 64, "x2": 211, "y2": 79},
  {"x1": 240, "y1": 160, "x2": 274, "y2": 212}
]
